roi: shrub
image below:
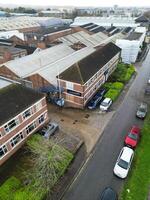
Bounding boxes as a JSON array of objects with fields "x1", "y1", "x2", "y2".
[
  {"x1": 14, "y1": 187, "x2": 46, "y2": 200},
  {"x1": 103, "y1": 82, "x2": 112, "y2": 90},
  {"x1": 0, "y1": 176, "x2": 21, "y2": 200},
  {"x1": 109, "y1": 63, "x2": 135, "y2": 83},
  {"x1": 104, "y1": 89, "x2": 120, "y2": 101},
  {"x1": 111, "y1": 82, "x2": 124, "y2": 90}
]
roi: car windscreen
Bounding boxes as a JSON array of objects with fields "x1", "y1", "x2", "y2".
[
  {"x1": 101, "y1": 102, "x2": 108, "y2": 107},
  {"x1": 139, "y1": 107, "x2": 146, "y2": 112},
  {"x1": 118, "y1": 159, "x2": 128, "y2": 169},
  {"x1": 128, "y1": 133, "x2": 138, "y2": 140}
]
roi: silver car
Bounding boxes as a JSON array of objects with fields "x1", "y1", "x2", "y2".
[
  {"x1": 136, "y1": 103, "x2": 147, "y2": 119},
  {"x1": 40, "y1": 122, "x2": 59, "y2": 138}
]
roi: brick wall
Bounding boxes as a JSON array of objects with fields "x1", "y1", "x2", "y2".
[
  {"x1": 44, "y1": 28, "x2": 76, "y2": 42},
  {"x1": 0, "y1": 97, "x2": 49, "y2": 166},
  {"x1": 27, "y1": 74, "x2": 51, "y2": 89},
  {"x1": 0, "y1": 65, "x2": 19, "y2": 80}
]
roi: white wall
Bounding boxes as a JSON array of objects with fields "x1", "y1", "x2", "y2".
[{"x1": 116, "y1": 32, "x2": 145, "y2": 63}]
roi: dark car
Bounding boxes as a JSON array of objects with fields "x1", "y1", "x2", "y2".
[
  {"x1": 87, "y1": 89, "x2": 106, "y2": 109},
  {"x1": 145, "y1": 86, "x2": 150, "y2": 95},
  {"x1": 136, "y1": 103, "x2": 147, "y2": 119},
  {"x1": 99, "y1": 187, "x2": 117, "y2": 200}
]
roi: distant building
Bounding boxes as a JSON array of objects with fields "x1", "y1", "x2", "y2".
[
  {"x1": 0, "y1": 17, "x2": 41, "y2": 32},
  {"x1": 0, "y1": 11, "x2": 6, "y2": 17},
  {"x1": 116, "y1": 28, "x2": 146, "y2": 63},
  {"x1": 0, "y1": 46, "x2": 27, "y2": 64},
  {"x1": 39, "y1": 10, "x2": 65, "y2": 18},
  {"x1": 72, "y1": 16, "x2": 139, "y2": 28},
  {"x1": 0, "y1": 80, "x2": 48, "y2": 165},
  {"x1": 0, "y1": 30, "x2": 24, "y2": 41}
]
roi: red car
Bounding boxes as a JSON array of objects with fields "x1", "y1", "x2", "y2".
[{"x1": 124, "y1": 126, "x2": 140, "y2": 148}]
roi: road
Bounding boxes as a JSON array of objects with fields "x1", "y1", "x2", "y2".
[{"x1": 62, "y1": 51, "x2": 150, "y2": 200}]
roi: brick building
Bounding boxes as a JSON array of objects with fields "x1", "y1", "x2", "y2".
[
  {"x1": 0, "y1": 46, "x2": 27, "y2": 64},
  {"x1": 58, "y1": 42, "x2": 121, "y2": 108},
  {"x1": 0, "y1": 42, "x2": 121, "y2": 109},
  {"x1": 0, "y1": 83, "x2": 48, "y2": 165}
]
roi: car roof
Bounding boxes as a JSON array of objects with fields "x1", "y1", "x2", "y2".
[
  {"x1": 103, "y1": 98, "x2": 111, "y2": 103},
  {"x1": 100, "y1": 187, "x2": 117, "y2": 200},
  {"x1": 121, "y1": 147, "x2": 134, "y2": 162},
  {"x1": 140, "y1": 103, "x2": 147, "y2": 108},
  {"x1": 131, "y1": 126, "x2": 140, "y2": 134}
]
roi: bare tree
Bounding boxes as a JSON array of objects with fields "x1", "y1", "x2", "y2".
[{"x1": 24, "y1": 135, "x2": 73, "y2": 199}]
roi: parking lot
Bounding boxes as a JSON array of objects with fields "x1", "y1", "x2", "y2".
[{"x1": 48, "y1": 104, "x2": 114, "y2": 154}]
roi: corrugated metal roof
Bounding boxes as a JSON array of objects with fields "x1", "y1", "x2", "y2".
[
  {"x1": 38, "y1": 47, "x2": 95, "y2": 85},
  {"x1": 59, "y1": 31, "x2": 108, "y2": 47},
  {"x1": 2, "y1": 44, "x2": 75, "y2": 77}
]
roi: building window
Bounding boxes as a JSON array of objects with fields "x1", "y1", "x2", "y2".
[
  {"x1": 36, "y1": 102, "x2": 42, "y2": 111},
  {"x1": 26, "y1": 122, "x2": 36, "y2": 135},
  {"x1": 0, "y1": 145, "x2": 8, "y2": 159},
  {"x1": 66, "y1": 81, "x2": 73, "y2": 90},
  {"x1": 38, "y1": 115, "x2": 45, "y2": 124},
  {"x1": 10, "y1": 132, "x2": 24, "y2": 148},
  {"x1": 4, "y1": 118, "x2": 19, "y2": 133},
  {"x1": 23, "y1": 108, "x2": 32, "y2": 119}
]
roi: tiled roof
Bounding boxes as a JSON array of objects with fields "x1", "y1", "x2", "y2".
[
  {"x1": 59, "y1": 42, "x2": 121, "y2": 84},
  {"x1": 0, "y1": 84, "x2": 44, "y2": 126}
]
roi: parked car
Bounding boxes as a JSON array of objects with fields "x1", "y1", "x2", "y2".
[
  {"x1": 145, "y1": 86, "x2": 150, "y2": 95},
  {"x1": 87, "y1": 89, "x2": 106, "y2": 109},
  {"x1": 113, "y1": 146, "x2": 134, "y2": 179},
  {"x1": 39, "y1": 122, "x2": 59, "y2": 138},
  {"x1": 136, "y1": 103, "x2": 147, "y2": 119},
  {"x1": 148, "y1": 78, "x2": 150, "y2": 84},
  {"x1": 100, "y1": 98, "x2": 112, "y2": 111},
  {"x1": 99, "y1": 187, "x2": 117, "y2": 200},
  {"x1": 124, "y1": 126, "x2": 140, "y2": 149}
]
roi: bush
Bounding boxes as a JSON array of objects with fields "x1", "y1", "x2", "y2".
[
  {"x1": 104, "y1": 82, "x2": 124, "y2": 101},
  {"x1": 14, "y1": 187, "x2": 46, "y2": 200},
  {"x1": 109, "y1": 63, "x2": 135, "y2": 83},
  {"x1": 0, "y1": 177, "x2": 21, "y2": 200},
  {"x1": 111, "y1": 82, "x2": 124, "y2": 90},
  {"x1": 103, "y1": 82, "x2": 112, "y2": 90},
  {"x1": 104, "y1": 89, "x2": 120, "y2": 101}
]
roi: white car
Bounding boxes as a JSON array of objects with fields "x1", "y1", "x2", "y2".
[
  {"x1": 100, "y1": 98, "x2": 112, "y2": 111},
  {"x1": 148, "y1": 78, "x2": 150, "y2": 84},
  {"x1": 113, "y1": 146, "x2": 134, "y2": 179}
]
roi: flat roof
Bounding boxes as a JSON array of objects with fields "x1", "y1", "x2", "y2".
[
  {"x1": 126, "y1": 32, "x2": 143, "y2": 41},
  {"x1": 0, "y1": 84, "x2": 44, "y2": 126},
  {"x1": 0, "y1": 45, "x2": 26, "y2": 54}
]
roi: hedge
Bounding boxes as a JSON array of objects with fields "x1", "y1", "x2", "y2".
[
  {"x1": 104, "y1": 82, "x2": 124, "y2": 101},
  {"x1": 0, "y1": 177, "x2": 21, "y2": 200},
  {"x1": 110, "y1": 63, "x2": 135, "y2": 83},
  {"x1": 104, "y1": 89, "x2": 120, "y2": 101}
]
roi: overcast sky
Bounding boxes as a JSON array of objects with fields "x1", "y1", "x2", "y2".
[{"x1": 1, "y1": 0, "x2": 150, "y2": 7}]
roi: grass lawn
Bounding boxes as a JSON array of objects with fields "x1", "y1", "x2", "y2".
[{"x1": 120, "y1": 113, "x2": 150, "y2": 200}]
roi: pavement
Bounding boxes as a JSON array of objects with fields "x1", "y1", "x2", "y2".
[
  {"x1": 62, "y1": 51, "x2": 150, "y2": 200},
  {"x1": 48, "y1": 102, "x2": 114, "y2": 154}
]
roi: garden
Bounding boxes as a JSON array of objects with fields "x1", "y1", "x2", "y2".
[
  {"x1": 0, "y1": 135, "x2": 74, "y2": 200},
  {"x1": 103, "y1": 63, "x2": 135, "y2": 102}
]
